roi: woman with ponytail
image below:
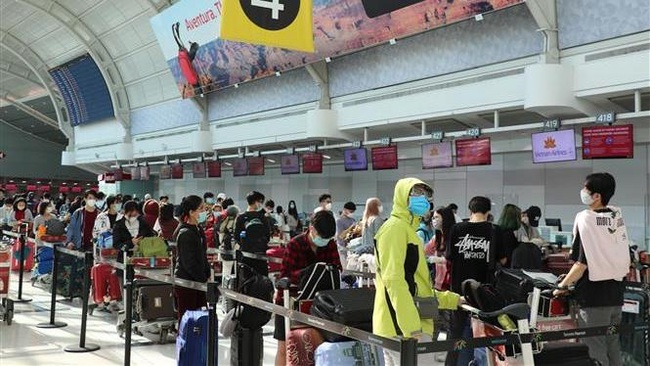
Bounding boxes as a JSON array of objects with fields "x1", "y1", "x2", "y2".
[{"x1": 174, "y1": 195, "x2": 211, "y2": 322}]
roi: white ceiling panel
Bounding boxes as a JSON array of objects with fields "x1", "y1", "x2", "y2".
[
  {"x1": 57, "y1": 0, "x2": 106, "y2": 17},
  {"x1": 30, "y1": 28, "x2": 85, "y2": 65},
  {"x1": 82, "y1": 0, "x2": 149, "y2": 35},
  {"x1": 0, "y1": 2, "x2": 35, "y2": 31},
  {"x1": 13, "y1": 14, "x2": 61, "y2": 45},
  {"x1": 45, "y1": 45, "x2": 87, "y2": 68},
  {"x1": 115, "y1": 45, "x2": 168, "y2": 83}
]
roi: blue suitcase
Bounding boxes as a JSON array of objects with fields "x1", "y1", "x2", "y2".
[
  {"x1": 176, "y1": 310, "x2": 217, "y2": 366},
  {"x1": 620, "y1": 282, "x2": 649, "y2": 366}
]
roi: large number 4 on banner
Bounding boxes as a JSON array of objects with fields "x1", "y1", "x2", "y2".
[{"x1": 220, "y1": 0, "x2": 314, "y2": 53}]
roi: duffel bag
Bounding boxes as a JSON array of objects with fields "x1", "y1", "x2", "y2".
[{"x1": 310, "y1": 288, "x2": 375, "y2": 342}]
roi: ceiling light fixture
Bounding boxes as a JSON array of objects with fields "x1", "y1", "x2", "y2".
[
  {"x1": 224, "y1": 162, "x2": 232, "y2": 167},
  {"x1": 322, "y1": 154, "x2": 331, "y2": 160},
  {"x1": 267, "y1": 158, "x2": 276, "y2": 163}
]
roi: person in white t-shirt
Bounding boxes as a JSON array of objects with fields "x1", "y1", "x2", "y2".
[{"x1": 554, "y1": 173, "x2": 629, "y2": 366}]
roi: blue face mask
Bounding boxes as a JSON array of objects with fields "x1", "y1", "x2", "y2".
[
  {"x1": 312, "y1": 236, "x2": 330, "y2": 248},
  {"x1": 198, "y1": 211, "x2": 208, "y2": 224},
  {"x1": 206, "y1": 198, "x2": 216, "y2": 205},
  {"x1": 408, "y1": 195, "x2": 430, "y2": 217}
]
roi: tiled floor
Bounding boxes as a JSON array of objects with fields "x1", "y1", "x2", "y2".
[{"x1": 0, "y1": 272, "x2": 278, "y2": 366}]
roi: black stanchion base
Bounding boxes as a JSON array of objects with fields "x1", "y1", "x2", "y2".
[
  {"x1": 36, "y1": 321, "x2": 68, "y2": 329},
  {"x1": 64, "y1": 344, "x2": 100, "y2": 353},
  {"x1": 10, "y1": 298, "x2": 32, "y2": 303}
]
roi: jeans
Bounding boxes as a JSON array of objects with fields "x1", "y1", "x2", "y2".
[
  {"x1": 445, "y1": 311, "x2": 474, "y2": 366},
  {"x1": 578, "y1": 306, "x2": 623, "y2": 366}
]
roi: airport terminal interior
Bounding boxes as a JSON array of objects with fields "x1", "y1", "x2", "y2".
[{"x1": 0, "y1": 0, "x2": 649, "y2": 365}]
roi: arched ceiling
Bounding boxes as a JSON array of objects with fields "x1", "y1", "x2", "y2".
[{"x1": 0, "y1": 0, "x2": 177, "y2": 144}]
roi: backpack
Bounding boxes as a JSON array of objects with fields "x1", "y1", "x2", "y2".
[
  {"x1": 235, "y1": 263, "x2": 274, "y2": 329},
  {"x1": 220, "y1": 218, "x2": 236, "y2": 261},
  {"x1": 241, "y1": 214, "x2": 268, "y2": 253},
  {"x1": 137, "y1": 236, "x2": 169, "y2": 257},
  {"x1": 511, "y1": 242, "x2": 543, "y2": 270},
  {"x1": 45, "y1": 218, "x2": 66, "y2": 236},
  {"x1": 297, "y1": 262, "x2": 341, "y2": 302}
]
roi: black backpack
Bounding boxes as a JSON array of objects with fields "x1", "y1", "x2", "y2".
[
  {"x1": 234, "y1": 263, "x2": 273, "y2": 329},
  {"x1": 511, "y1": 242, "x2": 543, "y2": 270},
  {"x1": 241, "y1": 214, "x2": 268, "y2": 253},
  {"x1": 462, "y1": 279, "x2": 507, "y2": 313}
]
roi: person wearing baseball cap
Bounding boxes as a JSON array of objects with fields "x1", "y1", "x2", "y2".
[{"x1": 517, "y1": 206, "x2": 543, "y2": 244}]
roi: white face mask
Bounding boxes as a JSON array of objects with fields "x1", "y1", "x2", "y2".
[
  {"x1": 325, "y1": 203, "x2": 332, "y2": 211},
  {"x1": 432, "y1": 218, "x2": 442, "y2": 230},
  {"x1": 86, "y1": 199, "x2": 96, "y2": 208},
  {"x1": 580, "y1": 189, "x2": 594, "y2": 206},
  {"x1": 128, "y1": 216, "x2": 138, "y2": 224}
]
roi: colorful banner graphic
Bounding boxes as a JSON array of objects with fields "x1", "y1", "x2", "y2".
[{"x1": 150, "y1": 0, "x2": 522, "y2": 98}]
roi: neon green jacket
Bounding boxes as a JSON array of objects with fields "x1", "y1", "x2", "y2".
[{"x1": 373, "y1": 177, "x2": 460, "y2": 338}]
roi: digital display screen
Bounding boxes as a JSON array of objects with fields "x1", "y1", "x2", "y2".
[
  {"x1": 281, "y1": 155, "x2": 300, "y2": 175},
  {"x1": 140, "y1": 166, "x2": 150, "y2": 180},
  {"x1": 233, "y1": 159, "x2": 248, "y2": 177},
  {"x1": 421, "y1": 142, "x2": 453, "y2": 169},
  {"x1": 192, "y1": 162, "x2": 206, "y2": 178},
  {"x1": 160, "y1": 165, "x2": 172, "y2": 180},
  {"x1": 247, "y1": 157, "x2": 265, "y2": 176},
  {"x1": 39, "y1": 185, "x2": 51, "y2": 192},
  {"x1": 344, "y1": 148, "x2": 368, "y2": 171},
  {"x1": 71, "y1": 186, "x2": 82, "y2": 193},
  {"x1": 113, "y1": 170, "x2": 124, "y2": 181},
  {"x1": 531, "y1": 129, "x2": 577, "y2": 164},
  {"x1": 171, "y1": 164, "x2": 184, "y2": 179},
  {"x1": 206, "y1": 161, "x2": 221, "y2": 178},
  {"x1": 372, "y1": 146, "x2": 398, "y2": 170},
  {"x1": 130, "y1": 167, "x2": 141, "y2": 180},
  {"x1": 302, "y1": 153, "x2": 323, "y2": 174},
  {"x1": 455, "y1": 138, "x2": 492, "y2": 167},
  {"x1": 58, "y1": 186, "x2": 69, "y2": 193},
  {"x1": 26, "y1": 185, "x2": 37, "y2": 192},
  {"x1": 582, "y1": 124, "x2": 634, "y2": 159}
]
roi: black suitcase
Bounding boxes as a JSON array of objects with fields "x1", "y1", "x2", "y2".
[
  {"x1": 310, "y1": 288, "x2": 375, "y2": 342},
  {"x1": 620, "y1": 282, "x2": 649, "y2": 366},
  {"x1": 136, "y1": 284, "x2": 175, "y2": 321},
  {"x1": 534, "y1": 343, "x2": 598, "y2": 365},
  {"x1": 494, "y1": 268, "x2": 536, "y2": 304},
  {"x1": 230, "y1": 326, "x2": 263, "y2": 366}
]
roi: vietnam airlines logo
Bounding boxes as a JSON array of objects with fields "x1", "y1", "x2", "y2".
[
  {"x1": 544, "y1": 136, "x2": 557, "y2": 149},
  {"x1": 429, "y1": 147, "x2": 439, "y2": 156}
]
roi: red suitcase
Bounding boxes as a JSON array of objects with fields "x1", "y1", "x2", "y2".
[
  {"x1": 267, "y1": 246, "x2": 285, "y2": 273},
  {"x1": 11, "y1": 238, "x2": 34, "y2": 272},
  {"x1": 91, "y1": 263, "x2": 121, "y2": 304},
  {"x1": 286, "y1": 327, "x2": 325, "y2": 366},
  {"x1": 543, "y1": 253, "x2": 574, "y2": 276}
]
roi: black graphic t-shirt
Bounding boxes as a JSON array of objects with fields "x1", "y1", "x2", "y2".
[{"x1": 446, "y1": 221, "x2": 506, "y2": 293}]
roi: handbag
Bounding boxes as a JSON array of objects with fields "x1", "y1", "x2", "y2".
[
  {"x1": 219, "y1": 308, "x2": 238, "y2": 337},
  {"x1": 414, "y1": 295, "x2": 439, "y2": 320}
]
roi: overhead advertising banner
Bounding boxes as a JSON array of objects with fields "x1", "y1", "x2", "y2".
[{"x1": 150, "y1": 0, "x2": 523, "y2": 98}]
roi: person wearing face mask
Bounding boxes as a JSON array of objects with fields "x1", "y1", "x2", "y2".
[
  {"x1": 313, "y1": 193, "x2": 332, "y2": 213},
  {"x1": 32, "y1": 201, "x2": 58, "y2": 246},
  {"x1": 286, "y1": 200, "x2": 301, "y2": 237},
  {"x1": 425, "y1": 207, "x2": 456, "y2": 289},
  {"x1": 1, "y1": 197, "x2": 14, "y2": 231},
  {"x1": 93, "y1": 195, "x2": 123, "y2": 239},
  {"x1": 552, "y1": 173, "x2": 629, "y2": 366},
  {"x1": 66, "y1": 190, "x2": 101, "y2": 251},
  {"x1": 335, "y1": 201, "x2": 357, "y2": 266},
  {"x1": 374, "y1": 178, "x2": 463, "y2": 366},
  {"x1": 203, "y1": 192, "x2": 216, "y2": 208},
  {"x1": 234, "y1": 191, "x2": 272, "y2": 275},
  {"x1": 273, "y1": 210, "x2": 341, "y2": 366},
  {"x1": 95, "y1": 191, "x2": 106, "y2": 212},
  {"x1": 9, "y1": 197, "x2": 34, "y2": 228},
  {"x1": 516, "y1": 206, "x2": 543, "y2": 244},
  {"x1": 416, "y1": 210, "x2": 435, "y2": 247},
  {"x1": 173, "y1": 195, "x2": 211, "y2": 322},
  {"x1": 112, "y1": 201, "x2": 156, "y2": 277}
]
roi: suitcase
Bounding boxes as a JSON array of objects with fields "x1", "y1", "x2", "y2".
[
  {"x1": 91, "y1": 263, "x2": 121, "y2": 304},
  {"x1": 544, "y1": 253, "x2": 575, "y2": 276},
  {"x1": 11, "y1": 238, "x2": 34, "y2": 272},
  {"x1": 266, "y1": 246, "x2": 285, "y2": 273},
  {"x1": 310, "y1": 288, "x2": 375, "y2": 342},
  {"x1": 54, "y1": 253, "x2": 85, "y2": 299},
  {"x1": 136, "y1": 284, "x2": 175, "y2": 321},
  {"x1": 534, "y1": 343, "x2": 598, "y2": 365},
  {"x1": 34, "y1": 246, "x2": 54, "y2": 276},
  {"x1": 314, "y1": 341, "x2": 384, "y2": 366},
  {"x1": 620, "y1": 283, "x2": 649, "y2": 366},
  {"x1": 230, "y1": 326, "x2": 263, "y2": 366},
  {"x1": 286, "y1": 327, "x2": 325, "y2": 366},
  {"x1": 177, "y1": 310, "x2": 218, "y2": 366},
  {"x1": 494, "y1": 268, "x2": 536, "y2": 304}
]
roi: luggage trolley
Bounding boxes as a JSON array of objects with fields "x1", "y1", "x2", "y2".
[{"x1": 0, "y1": 241, "x2": 14, "y2": 325}]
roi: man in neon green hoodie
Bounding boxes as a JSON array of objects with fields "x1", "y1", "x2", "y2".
[{"x1": 374, "y1": 177, "x2": 462, "y2": 365}]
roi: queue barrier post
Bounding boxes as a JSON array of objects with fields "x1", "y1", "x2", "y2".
[
  {"x1": 12, "y1": 231, "x2": 32, "y2": 303},
  {"x1": 64, "y1": 251, "x2": 100, "y2": 353},
  {"x1": 399, "y1": 337, "x2": 418, "y2": 365},
  {"x1": 36, "y1": 243, "x2": 67, "y2": 328},
  {"x1": 206, "y1": 281, "x2": 219, "y2": 366},
  {"x1": 124, "y1": 262, "x2": 135, "y2": 366}
]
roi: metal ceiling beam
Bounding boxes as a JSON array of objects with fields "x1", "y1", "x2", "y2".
[
  {"x1": 525, "y1": 0, "x2": 559, "y2": 64},
  {"x1": 15, "y1": 0, "x2": 132, "y2": 135},
  {"x1": 0, "y1": 62, "x2": 43, "y2": 86},
  {"x1": 0, "y1": 92, "x2": 60, "y2": 129},
  {"x1": 0, "y1": 30, "x2": 73, "y2": 143}
]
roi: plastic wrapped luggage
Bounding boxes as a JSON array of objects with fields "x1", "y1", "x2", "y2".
[
  {"x1": 33, "y1": 246, "x2": 53, "y2": 276},
  {"x1": 54, "y1": 253, "x2": 85, "y2": 299},
  {"x1": 310, "y1": 288, "x2": 375, "y2": 342},
  {"x1": 176, "y1": 310, "x2": 217, "y2": 366},
  {"x1": 286, "y1": 327, "x2": 325, "y2": 366},
  {"x1": 620, "y1": 282, "x2": 649, "y2": 366},
  {"x1": 314, "y1": 341, "x2": 384, "y2": 366},
  {"x1": 230, "y1": 326, "x2": 263, "y2": 366}
]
